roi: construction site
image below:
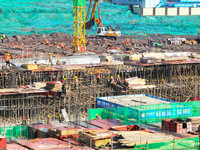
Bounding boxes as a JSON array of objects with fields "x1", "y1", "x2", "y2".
[{"x1": 1, "y1": 0, "x2": 200, "y2": 149}]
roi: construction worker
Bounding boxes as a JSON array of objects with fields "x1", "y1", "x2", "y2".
[
  {"x1": 47, "y1": 115, "x2": 50, "y2": 124},
  {"x1": 1, "y1": 36, "x2": 3, "y2": 43},
  {"x1": 54, "y1": 42, "x2": 57, "y2": 46},
  {"x1": 62, "y1": 78, "x2": 66, "y2": 93},
  {"x1": 86, "y1": 40, "x2": 91, "y2": 46},
  {"x1": 161, "y1": 79, "x2": 165, "y2": 84},
  {"x1": 21, "y1": 117, "x2": 26, "y2": 125},
  {"x1": 5, "y1": 53, "x2": 10, "y2": 67},
  {"x1": 110, "y1": 76, "x2": 115, "y2": 84},
  {"x1": 95, "y1": 114, "x2": 102, "y2": 120},
  {"x1": 49, "y1": 53, "x2": 53, "y2": 65},
  {"x1": 60, "y1": 42, "x2": 64, "y2": 49},
  {"x1": 132, "y1": 39, "x2": 135, "y2": 45},
  {"x1": 148, "y1": 38, "x2": 150, "y2": 46},
  {"x1": 150, "y1": 37, "x2": 153, "y2": 46},
  {"x1": 97, "y1": 71, "x2": 101, "y2": 84},
  {"x1": 74, "y1": 76, "x2": 78, "y2": 89},
  {"x1": 1, "y1": 33, "x2": 5, "y2": 43},
  {"x1": 90, "y1": 72, "x2": 93, "y2": 86},
  {"x1": 46, "y1": 39, "x2": 49, "y2": 45},
  {"x1": 105, "y1": 57, "x2": 108, "y2": 62},
  {"x1": 116, "y1": 75, "x2": 121, "y2": 85},
  {"x1": 56, "y1": 59, "x2": 60, "y2": 65},
  {"x1": 92, "y1": 118, "x2": 95, "y2": 120}
]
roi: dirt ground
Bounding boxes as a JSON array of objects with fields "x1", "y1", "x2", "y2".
[{"x1": 0, "y1": 33, "x2": 199, "y2": 60}]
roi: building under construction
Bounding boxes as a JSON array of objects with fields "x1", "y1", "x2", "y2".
[{"x1": 0, "y1": 53, "x2": 200, "y2": 125}]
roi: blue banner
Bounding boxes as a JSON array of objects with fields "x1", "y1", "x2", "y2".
[{"x1": 140, "y1": 107, "x2": 191, "y2": 120}]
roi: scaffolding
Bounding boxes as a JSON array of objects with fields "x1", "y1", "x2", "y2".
[{"x1": 0, "y1": 62, "x2": 200, "y2": 125}]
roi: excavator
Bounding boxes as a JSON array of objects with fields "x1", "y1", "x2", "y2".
[{"x1": 85, "y1": 0, "x2": 121, "y2": 40}]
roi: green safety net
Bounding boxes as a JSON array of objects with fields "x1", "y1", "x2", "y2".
[
  {"x1": 88, "y1": 101, "x2": 200, "y2": 125},
  {"x1": 0, "y1": 125, "x2": 28, "y2": 140},
  {"x1": 0, "y1": 0, "x2": 199, "y2": 36},
  {"x1": 134, "y1": 137, "x2": 199, "y2": 150}
]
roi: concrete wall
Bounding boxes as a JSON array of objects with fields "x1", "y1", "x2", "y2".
[
  {"x1": 155, "y1": 8, "x2": 165, "y2": 16},
  {"x1": 143, "y1": 8, "x2": 154, "y2": 16},
  {"x1": 191, "y1": 8, "x2": 200, "y2": 15},
  {"x1": 179, "y1": 7, "x2": 189, "y2": 16},
  {"x1": 133, "y1": 7, "x2": 200, "y2": 16},
  {"x1": 167, "y1": 8, "x2": 178, "y2": 16},
  {"x1": 5, "y1": 55, "x2": 100, "y2": 66}
]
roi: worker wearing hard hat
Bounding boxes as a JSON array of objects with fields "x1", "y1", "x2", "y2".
[
  {"x1": 1, "y1": 33, "x2": 6, "y2": 43},
  {"x1": 74, "y1": 76, "x2": 79, "y2": 89},
  {"x1": 60, "y1": 42, "x2": 64, "y2": 49},
  {"x1": 97, "y1": 71, "x2": 101, "y2": 85},
  {"x1": 49, "y1": 53, "x2": 53, "y2": 65},
  {"x1": 56, "y1": 59, "x2": 60, "y2": 65},
  {"x1": 21, "y1": 117, "x2": 26, "y2": 125},
  {"x1": 62, "y1": 77, "x2": 66, "y2": 93},
  {"x1": 5, "y1": 53, "x2": 11, "y2": 67},
  {"x1": 47, "y1": 115, "x2": 50, "y2": 124},
  {"x1": 46, "y1": 39, "x2": 49, "y2": 45},
  {"x1": 110, "y1": 76, "x2": 115, "y2": 84},
  {"x1": 105, "y1": 57, "x2": 108, "y2": 62},
  {"x1": 116, "y1": 75, "x2": 121, "y2": 85},
  {"x1": 90, "y1": 72, "x2": 93, "y2": 86},
  {"x1": 95, "y1": 114, "x2": 102, "y2": 120}
]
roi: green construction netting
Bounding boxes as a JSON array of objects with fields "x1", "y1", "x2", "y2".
[
  {"x1": 0, "y1": 0, "x2": 200, "y2": 36},
  {"x1": 0, "y1": 125, "x2": 28, "y2": 140},
  {"x1": 134, "y1": 137, "x2": 199, "y2": 150},
  {"x1": 88, "y1": 101, "x2": 200, "y2": 125}
]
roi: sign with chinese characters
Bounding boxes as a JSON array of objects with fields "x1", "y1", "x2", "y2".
[
  {"x1": 96, "y1": 99, "x2": 122, "y2": 108},
  {"x1": 140, "y1": 107, "x2": 191, "y2": 120}
]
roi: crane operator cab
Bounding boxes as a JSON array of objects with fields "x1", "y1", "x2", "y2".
[{"x1": 96, "y1": 26, "x2": 121, "y2": 40}]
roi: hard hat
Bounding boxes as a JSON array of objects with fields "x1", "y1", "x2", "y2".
[
  {"x1": 47, "y1": 115, "x2": 50, "y2": 117},
  {"x1": 49, "y1": 53, "x2": 51, "y2": 55},
  {"x1": 105, "y1": 57, "x2": 107, "y2": 59},
  {"x1": 162, "y1": 79, "x2": 164, "y2": 81},
  {"x1": 117, "y1": 75, "x2": 119, "y2": 77},
  {"x1": 92, "y1": 118, "x2": 95, "y2": 120},
  {"x1": 57, "y1": 59, "x2": 59, "y2": 60},
  {"x1": 90, "y1": 72, "x2": 93, "y2": 74},
  {"x1": 98, "y1": 71, "x2": 100, "y2": 73},
  {"x1": 7, "y1": 53, "x2": 10, "y2": 55},
  {"x1": 64, "y1": 78, "x2": 66, "y2": 80},
  {"x1": 46, "y1": 39, "x2": 48, "y2": 41},
  {"x1": 96, "y1": 114, "x2": 98, "y2": 116},
  {"x1": 111, "y1": 76, "x2": 113, "y2": 79},
  {"x1": 22, "y1": 117, "x2": 24, "y2": 120},
  {"x1": 75, "y1": 76, "x2": 77, "y2": 78}
]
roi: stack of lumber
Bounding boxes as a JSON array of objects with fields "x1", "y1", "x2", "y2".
[
  {"x1": 164, "y1": 57, "x2": 189, "y2": 62},
  {"x1": 143, "y1": 53, "x2": 165, "y2": 60},
  {"x1": 101, "y1": 61, "x2": 124, "y2": 65},
  {"x1": 46, "y1": 81, "x2": 62, "y2": 91},
  {"x1": 113, "y1": 131, "x2": 174, "y2": 147},
  {"x1": 187, "y1": 117, "x2": 200, "y2": 125},
  {"x1": 0, "y1": 88, "x2": 21, "y2": 94},
  {"x1": 125, "y1": 77, "x2": 156, "y2": 89},
  {"x1": 78, "y1": 130, "x2": 115, "y2": 147},
  {"x1": 21, "y1": 64, "x2": 37, "y2": 70},
  {"x1": 33, "y1": 82, "x2": 46, "y2": 89},
  {"x1": 56, "y1": 127, "x2": 83, "y2": 136},
  {"x1": 37, "y1": 64, "x2": 52, "y2": 70},
  {"x1": 127, "y1": 54, "x2": 142, "y2": 61},
  {"x1": 194, "y1": 54, "x2": 200, "y2": 59}
]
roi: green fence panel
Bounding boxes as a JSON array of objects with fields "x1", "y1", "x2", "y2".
[
  {"x1": 0, "y1": 126, "x2": 28, "y2": 139},
  {"x1": 89, "y1": 101, "x2": 200, "y2": 125}
]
